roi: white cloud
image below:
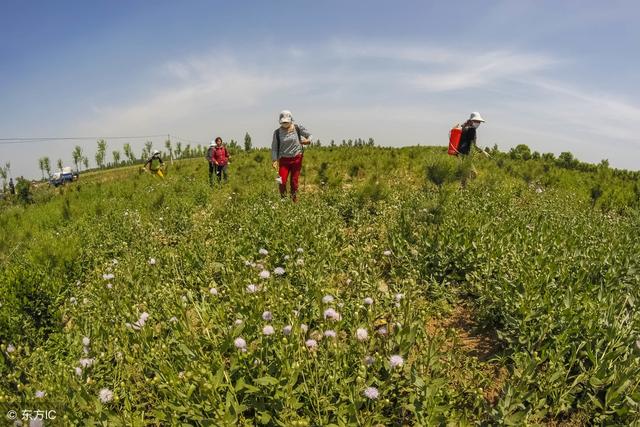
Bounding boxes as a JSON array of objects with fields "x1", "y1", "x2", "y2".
[
  {"x1": 411, "y1": 50, "x2": 559, "y2": 92},
  {"x1": 68, "y1": 39, "x2": 639, "y2": 171}
]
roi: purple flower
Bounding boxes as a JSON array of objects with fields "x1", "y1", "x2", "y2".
[
  {"x1": 102, "y1": 273, "x2": 115, "y2": 280},
  {"x1": 259, "y1": 248, "x2": 268, "y2": 256},
  {"x1": 273, "y1": 267, "x2": 285, "y2": 276},
  {"x1": 390, "y1": 355, "x2": 404, "y2": 368},
  {"x1": 383, "y1": 250, "x2": 392, "y2": 256},
  {"x1": 35, "y1": 390, "x2": 45, "y2": 398},
  {"x1": 364, "y1": 355, "x2": 375, "y2": 366},
  {"x1": 363, "y1": 386, "x2": 379, "y2": 400},
  {"x1": 82, "y1": 337, "x2": 90, "y2": 347},
  {"x1": 209, "y1": 288, "x2": 218, "y2": 296},
  {"x1": 363, "y1": 297, "x2": 373, "y2": 305},
  {"x1": 322, "y1": 295, "x2": 334, "y2": 304},
  {"x1": 323, "y1": 308, "x2": 341, "y2": 321},
  {"x1": 300, "y1": 324, "x2": 308, "y2": 334},
  {"x1": 262, "y1": 311, "x2": 273, "y2": 321},
  {"x1": 296, "y1": 247, "x2": 304, "y2": 253},
  {"x1": 246, "y1": 284, "x2": 259, "y2": 293},
  {"x1": 259, "y1": 270, "x2": 271, "y2": 279},
  {"x1": 305, "y1": 339, "x2": 318, "y2": 349},
  {"x1": 99, "y1": 388, "x2": 113, "y2": 403},
  {"x1": 234, "y1": 337, "x2": 247, "y2": 350},
  {"x1": 79, "y1": 358, "x2": 94, "y2": 368},
  {"x1": 324, "y1": 330, "x2": 337, "y2": 338},
  {"x1": 148, "y1": 258, "x2": 156, "y2": 266},
  {"x1": 283, "y1": 325, "x2": 292, "y2": 335},
  {"x1": 356, "y1": 328, "x2": 369, "y2": 342},
  {"x1": 263, "y1": 325, "x2": 275, "y2": 336}
]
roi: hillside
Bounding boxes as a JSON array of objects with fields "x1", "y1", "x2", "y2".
[{"x1": 1, "y1": 146, "x2": 640, "y2": 425}]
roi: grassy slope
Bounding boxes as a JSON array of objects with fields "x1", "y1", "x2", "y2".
[{"x1": 1, "y1": 146, "x2": 639, "y2": 425}]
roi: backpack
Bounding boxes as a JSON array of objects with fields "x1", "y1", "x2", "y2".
[
  {"x1": 448, "y1": 124, "x2": 462, "y2": 156},
  {"x1": 275, "y1": 124, "x2": 303, "y2": 158}
]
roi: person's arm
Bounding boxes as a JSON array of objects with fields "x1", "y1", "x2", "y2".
[
  {"x1": 271, "y1": 130, "x2": 279, "y2": 168},
  {"x1": 297, "y1": 125, "x2": 313, "y2": 145}
]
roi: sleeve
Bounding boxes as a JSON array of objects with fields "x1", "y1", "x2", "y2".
[
  {"x1": 297, "y1": 124, "x2": 312, "y2": 141},
  {"x1": 271, "y1": 130, "x2": 279, "y2": 161}
]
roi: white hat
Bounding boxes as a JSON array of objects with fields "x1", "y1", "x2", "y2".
[
  {"x1": 209, "y1": 140, "x2": 216, "y2": 147},
  {"x1": 152, "y1": 149, "x2": 160, "y2": 155},
  {"x1": 469, "y1": 112, "x2": 485, "y2": 122},
  {"x1": 279, "y1": 110, "x2": 293, "y2": 124}
]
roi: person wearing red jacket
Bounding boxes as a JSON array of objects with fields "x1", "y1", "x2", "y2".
[{"x1": 206, "y1": 137, "x2": 230, "y2": 185}]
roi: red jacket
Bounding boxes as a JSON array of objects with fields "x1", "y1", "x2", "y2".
[{"x1": 210, "y1": 145, "x2": 229, "y2": 166}]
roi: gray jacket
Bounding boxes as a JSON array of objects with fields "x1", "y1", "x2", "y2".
[{"x1": 271, "y1": 124, "x2": 312, "y2": 161}]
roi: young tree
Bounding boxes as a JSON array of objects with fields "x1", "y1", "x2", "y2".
[
  {"x1": 123, "y1": 143, "x2": 135, "y2": 164},
  {"x1": 112, "y1": 150, "x2": 121, "y2": 166},
  {"x1": 43, "y1": 157, "x2": 51, "y2": 177},
  {"x1": 165, "y1": 139, "x2": 173, "y2": 164},
  {"x1": 38, "y1": 158, "x2": 45, "y2": 180},
  {"x1": 244, "y1": 132, "x2": 252, "y2": 151},
  {"x1": 57, "y1": 159, "x2": 63, "y2": 171},
  {"x1": 72, "y1": 146, "x2": 83, "y2": 172},
  {"x1": 141, "y1": 141, "x2": 153, "y2": 161},
  {"x1": 95, "y1": 139, "x2": 107, "y2": 168},
  {"x1": 175, "y1": 142, "x2": 182, "y2": 159},
  {"x1": 0, "y1": 165, "x2": 7, "y2": 192},
  {"x1": 82, "y1": 156, "x2": 89, "y2": 170}
]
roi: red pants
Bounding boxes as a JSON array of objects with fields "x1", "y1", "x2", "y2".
[{"x1": 278, "y1": 154, "x2": 303, "y2": 199}]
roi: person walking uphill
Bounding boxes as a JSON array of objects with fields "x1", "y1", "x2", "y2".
[
  {"x1": 271, "y1": 110, "x2": 313, "y2": 202},
  {"x1": 208, "y1": 137, "x2": 230, "y2": 185},
  {"x1": 143, "y1": 150, "x2": 165, "y2": 178},
  {"x1": 457, "y1": 112, "x2": 486, "y2": 156}
]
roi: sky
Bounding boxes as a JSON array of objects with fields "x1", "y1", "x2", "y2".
[{"x1": 1, "y1": 0, "x2": 640, "y2": 179}]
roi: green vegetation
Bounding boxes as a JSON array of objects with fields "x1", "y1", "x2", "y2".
[{"x1": 1, "y1": 145, "x2": 639, "y2": 425}]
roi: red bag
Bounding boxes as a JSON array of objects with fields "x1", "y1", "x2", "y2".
[{"x1": 448, "y1": 124, "x2": 462, "y2": 156}]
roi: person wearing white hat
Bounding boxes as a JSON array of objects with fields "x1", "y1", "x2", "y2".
[
  {"x1": 271, "y1": 110, "x2": 313, "y2": 202},
  {"x1": 457, "y1": 112, "x2": 486, "y2": 156},
  {"x1": 205, "y1": 140, "x2": 216, "y2": 185},
  {"x1": 143, "y1": 149, "x2": 165, "y2": 177}
]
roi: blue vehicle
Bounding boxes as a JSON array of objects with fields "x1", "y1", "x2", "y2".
[{"x1": 50, "y1": 167, "x2": 78, "y2": 187}]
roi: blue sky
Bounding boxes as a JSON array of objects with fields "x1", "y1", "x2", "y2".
[{"x1": 1, "y1": 0, "x2": 640, "y2": 178}]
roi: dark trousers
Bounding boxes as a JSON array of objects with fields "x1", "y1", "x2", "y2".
[{"x1": 209, "y1": 163, "x2": 228, "y2": 184}]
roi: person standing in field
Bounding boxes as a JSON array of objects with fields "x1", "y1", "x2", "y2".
[
  {"x1": 457, "y1": 112, "x2": 488, "y2": 187},
  {"x1": 143, "y1": 150, "x2": 165, "y2": 178},
  {"x1": 8, "y1": 178, "x2": 15, "y2": 195},
  {"x1": 206, "y1": 140, "x2": 216, "y2": 185},
  {"x1": 271, "y1": 110, "x2": 312, "y2": 202},
  {"x1": 209, "y1": 137, "x2": 230, "y2": 185},
  {"x1": 457, "y1": 112, "x2": 486, "y2": 156}
]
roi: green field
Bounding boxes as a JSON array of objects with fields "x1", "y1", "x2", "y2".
[{"x1": 1, "y1": 146, "x2": 640, "y2": 425}]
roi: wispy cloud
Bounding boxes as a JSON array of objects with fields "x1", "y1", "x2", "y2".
[{"x1": 70, "y1": 39, "x2": 639, "y2": 169}]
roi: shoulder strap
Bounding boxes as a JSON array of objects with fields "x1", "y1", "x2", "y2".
[
  {"x1": 295, "y1": 124, "x2": 304, "y2": 153},
  {"x1": 275, "y1": 129, "x2": 281, "y2": 158}
]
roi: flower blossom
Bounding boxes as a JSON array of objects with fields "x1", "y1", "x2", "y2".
[
  {"x1": 390, "y1": 355, "x2": 404, "y2": 368},
  {"x1": 323, "y1": 308, "x2": 341, "y2": 321},
  {"x1": 356, "y1": 328, "x2": 369, "y2": 342},
  {"x1": 99, "y1": 388, "x2": 113, "y2": 403}
]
